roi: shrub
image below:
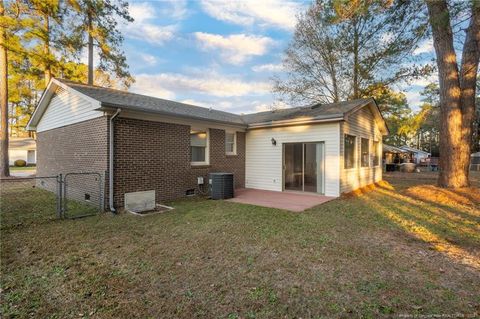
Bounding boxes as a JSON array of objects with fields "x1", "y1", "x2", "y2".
[{"x1": 14, "y1": 159, "x2": 27, "y2": 167}]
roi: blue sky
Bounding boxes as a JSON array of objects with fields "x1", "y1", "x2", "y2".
[{"x1": 117, "y1": 0, "x2": 436, "y2": 114}]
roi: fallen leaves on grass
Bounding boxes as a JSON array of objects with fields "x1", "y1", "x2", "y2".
[{"x1": 405, "y1": 185, "x2": 480, "y2": 209}]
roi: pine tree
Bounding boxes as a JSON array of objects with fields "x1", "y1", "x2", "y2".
[
  {"x1": 426, "y1": 0, "x2": 480, "y2": 187},
  {"x1": 67, "y1": 0, "x2": 134, "y2": 87}
]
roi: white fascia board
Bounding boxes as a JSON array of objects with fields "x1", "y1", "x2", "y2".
[
  {"x1": 246, "y1": 116, "x2": 344, "y2": 129},
  {"x1": 26, "y1": 80, "x2": 57, "y2": 130},
  {"x1": 26, "y1": 78, "x2": 102, "y2": 131}
]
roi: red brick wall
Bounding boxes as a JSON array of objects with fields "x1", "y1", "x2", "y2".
[
  {"x1": 113, "y1": 118, "x2": 245, "y2": 207},
  {"x1": 36, "y1": 117, "x2": 109, "y2": 206},
  {"x1": 36, "y1": 117, "x2": 109, "y2": 176},
  {"x1": 36, "y1": 116, "x2": 245, "y2": 209}
]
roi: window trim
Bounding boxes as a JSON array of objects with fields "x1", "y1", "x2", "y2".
[
  {"x1": 372, "y1": 140, "x2": 380, "y2": 167},
  {"x1": 190, "y1": 128, "x2": 209, "y2": 166},
  {"x1": 344, "y1": 134, "x2": 356, "y2": 170},
  {"x1": 225, "y1": 131, "x2": 237, "y2": 155},
  {"x1": 361, "y1": 138, "x2": 370, "y2": 168}
]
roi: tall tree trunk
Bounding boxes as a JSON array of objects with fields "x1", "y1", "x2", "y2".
[
  {"x1": 330, "y1": 64, "x2": 339, "y2": 103},
  {"x1": 44, "y1": 14, "x2": 51, "y2": 85},
  {"x1": 352, "y1": 20, "x2": 359, "y2": 99},
  {"x1": 459, "y1": 1, "x2": 480, "y2": 184},
  {"x1": 426, "y1": 0, "x2": 480, "y2": 187},
  {"x1": 87, "y1": 10, "x2": 93, "y2": 85},
  {"x1": 0, "y1": 0, "x2": 9, "y2": 177}
]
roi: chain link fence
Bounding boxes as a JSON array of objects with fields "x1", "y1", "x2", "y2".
[
  {"x1": 1, "y1": 172, "x2": 104, "y2": 228},
  {"x1": 1, "y1": 176, "x2": 60, "y2": 229}
]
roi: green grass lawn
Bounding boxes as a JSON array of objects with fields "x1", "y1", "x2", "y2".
[{"x1": 1, "y1": 172, "x2": 479, "y2": 318}]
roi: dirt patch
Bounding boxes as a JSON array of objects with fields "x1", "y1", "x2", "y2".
[{"x1": 125, "y1": 204, "x2": 174, "y2": 216}]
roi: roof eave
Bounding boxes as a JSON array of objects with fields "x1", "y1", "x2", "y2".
[
  {"x1": 246, "y1": 115, "x2": 344, "y2": 129},
  {"x1": 97, "y1": 103, "x2": 248, "y2": 128}
]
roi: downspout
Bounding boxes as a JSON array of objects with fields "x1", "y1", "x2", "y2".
[{"x1": 109, "y1": 108, "x2": 121, "y2": 213}]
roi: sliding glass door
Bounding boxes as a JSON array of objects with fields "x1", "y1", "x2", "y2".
[{"x1": 284, "y1": 142, "x2": 324, "y2": 194}]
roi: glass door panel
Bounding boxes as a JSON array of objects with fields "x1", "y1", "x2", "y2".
[
  {"x1": 284, "y1": 142, "x2": 325, "y2": 194},
  {"x1": 303, "y1": 143, "x2": 317, "y2": 193},
  {"x1": 284, "y1": 143, "x2": 303, "y2": 191},
  {"x1": 316, "y1": 143, "x2": 325, "y2": 194}
]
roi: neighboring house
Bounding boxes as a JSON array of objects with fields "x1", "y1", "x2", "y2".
[
  {"x1": 471, "y1": 152, "x2": 480, "y2": 171},
  {"x1": 9, "y1": 137, "x2": 36, "y2": 165},
  {"x1": 399, "y1": 145, "x2": 431, "y2": 164},
  {"x1": 383, "y1": 144, "x2": 410, "y2": 164},
  {"x1": 27, "y1": 78, "x2": 388, "y2": 210}
]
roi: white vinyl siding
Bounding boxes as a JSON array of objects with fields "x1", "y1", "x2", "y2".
[
  {"x1": 9, "y1": 149, "x2": 28, "y2": 165},
  {"x1": 246, "y1": 122, "x2": 341, "y2": 197},
  {"x1": 340, "y1": 106, "x2": 383, "y2": 193},
  {"x1": 36, "y1": 87, "x2": 102, "y2": 132}
]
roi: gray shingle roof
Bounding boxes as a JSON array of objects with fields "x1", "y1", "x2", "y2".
[
  {"x1": 241, "y1": 99, "x2": 372, "y2": 124},
  {"x1": 57, "y1": 79, "x2": 375, "y2": 127},
  {"x1": 57, "y1": 79, "x2": 245, "y2": 125}
]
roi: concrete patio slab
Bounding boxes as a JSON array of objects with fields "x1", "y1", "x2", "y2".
[{"x1": 227, "y1": 188, "x2": 335, "y2": 212}]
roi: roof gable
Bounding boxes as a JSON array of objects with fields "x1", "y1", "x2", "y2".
[
  {"x1": 56, "y1": 78, "x2": 246, "y2": 126},
  {"x1": 344, "y1": 99, "x2": 389, "y2": 135},
  {"x1": 28, "y1": 79, "x2": 389, "y2": 134},
  {"x1": 26, "y1": 79, "x2": 101, "y2": 130}
]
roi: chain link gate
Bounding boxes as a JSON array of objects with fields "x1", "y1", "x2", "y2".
[
  {"x1": 62, "y1": 172, "x2": 104, "y2": 219},
  {"x1": 1, "y1": 172, "x2": 104, "y2": 224}
]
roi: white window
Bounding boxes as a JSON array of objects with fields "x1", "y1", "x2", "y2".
[
  {"x1": 361, "y1": 138, "x2": 370, "y2": 167},
  {"x1": 372, "y1": 141, "x2": 380, "y2": 166},
  {"x1": 225, "y1": 132, "x2": 236, "y2": 155},
  {"x1": 190, "y1": 129, "x2": 209, "y2": 165},
  {"x1": 344, "y1": 134, "x2": 356, "y2": 169}
]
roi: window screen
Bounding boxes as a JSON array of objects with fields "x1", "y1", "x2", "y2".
[
  {"x1": 344, "y1": 134, "x2": 356, "y2": 169},
  {"x1": 373, "y1": 141, "x2": 380, "y2": 166},
  {"x1": 191, "y1": 131, "x2": 207, "y2": 162},
  {"x1": 361, "y1": 138, "x2": 369, "y2": 167},
  {"x1": 225, "y1": 132, "x2": 235, "y2": 154}
]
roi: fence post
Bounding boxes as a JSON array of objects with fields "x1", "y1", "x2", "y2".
[
  {"x1": 63, "y1": 174, "x2": 68, "y2": 218},
  {"x1": 57, "y1": 174, "x2": 63, "y2": 219},
  {"x1": 99, "y1": 173, "x2": 104, "y2": 212}
]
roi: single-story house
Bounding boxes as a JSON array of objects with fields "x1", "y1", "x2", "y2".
[
  {"x1": 27, "y1": 78, "x2": 388, "y2": 210},
  {"x1": 9, "y1": 137, "x2": 36, "y2": 165},
  {"x1": 383, "y1": 144, "x2": 411, "y2": 164},
  {"x1": 399, "y1": 145, "x2": 430, "y2": 164},
  {"x1": 471, "y1": 152, "x2": 480, "y2": 171}
]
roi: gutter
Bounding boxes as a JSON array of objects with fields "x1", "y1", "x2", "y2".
[
  {"x1": 247, "y1": 116, "x2": 344, "y2": 129},
  {"x1": 109, "y1": 108, "x2": 121, "y2": 213},
  {"x1": 97, "y1": 102, "x2": 248, "y2": 129}
]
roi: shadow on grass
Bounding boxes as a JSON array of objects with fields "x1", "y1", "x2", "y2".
[{"x1": 358, "y1": 183, "x2": 480, "y2": 270}]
